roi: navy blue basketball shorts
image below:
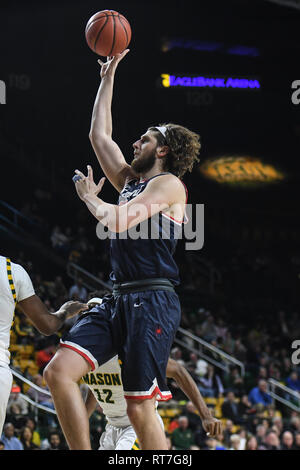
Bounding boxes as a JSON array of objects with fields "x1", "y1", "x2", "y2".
[{"x1": 60, "y1": 290, "x2": 181, "y2": 402}]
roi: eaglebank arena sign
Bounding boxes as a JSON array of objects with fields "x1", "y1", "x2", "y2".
[{"x1": 161, "y1": 73, "x2": 260, "y2": 90}]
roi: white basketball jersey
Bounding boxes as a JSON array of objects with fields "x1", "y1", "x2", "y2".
[
  {"x1": 82, "y1": 355, "x2": 131, "y2": 427},
  {"x1": 0, "y1": 256, "x2": 35, "y2": 364},
  {"x1": 83, "y1": 355, "x2": 162, "y2": 429}
]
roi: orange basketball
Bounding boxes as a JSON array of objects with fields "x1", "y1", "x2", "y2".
[{"x1": 85, "y1": 10, "x2": 131, "y2": 56}]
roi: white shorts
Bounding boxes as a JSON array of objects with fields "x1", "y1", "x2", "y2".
[
  {"x1": 99, "y1": 423, "x2": 137, "y2": 450},
  {"x1": 0, "y1": 363, "x2": 13, "y2": 435},
  {"x1": 98, "y1": 412, "x2": 165, "y2": 450}
]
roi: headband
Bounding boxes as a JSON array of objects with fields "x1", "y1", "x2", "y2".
[
  {"x1": 87, "y1": 297, "x2": 103, "y2": 306},
  {"x1": 155, "y1": 126, "x2": 167, "y2": 138}
]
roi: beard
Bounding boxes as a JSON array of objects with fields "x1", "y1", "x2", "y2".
[{"x1": 131, "y1": 150, "x2": 156, "y2": 174}]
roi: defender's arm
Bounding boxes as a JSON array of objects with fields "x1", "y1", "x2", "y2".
[
  {"x1": 166, "y1": 358, "x2": 223, "y2": 437},
  {"x1": 85, "y1": 388, "x2": 102, "y2": 418},
  {"x1": 18, "y1": 296, "x2": 88, "y2": 336}
]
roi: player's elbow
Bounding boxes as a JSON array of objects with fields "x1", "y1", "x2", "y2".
[
  {"x1": 89, "y1": 130, "x2": 99, "y2": 145},
  {"x1": 89, "y1": 129, "x2": 110, "y2": 145},
  {"x1": 105, "y1": 207, "x2": 129, "y2": 233},
  {"x1": 96, "y1": 207, "x2": 123, "y2": 233},
  {"x1": 173, "y1": 362, "x2": 186, "y2": 383},
  {"x1": 166, "y1": 358, "x2": 181, "y2": 379},
  {"x1": 106, "y1": 216, "x2": 126, "y2": 234}
]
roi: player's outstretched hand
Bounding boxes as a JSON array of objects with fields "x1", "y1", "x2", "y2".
[
  {"x1": 73, "y1": 165, "x2": 106, "y2": 201},
  {"x1": 59, "y1": 301, "x2": 89, "y2": 319},
  {"x1": 202, "y1": 416, "x2": 223, "y2": 438},
  {"x1": 97, "y1": 49, "x2": 129, "y2": 79}
]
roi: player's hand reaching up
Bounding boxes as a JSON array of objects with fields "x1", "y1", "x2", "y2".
[
  {"x1": 73, "y1": 165, "x2": 106, "y2": 201},
  {"x1": 97, "y1": 49, "x2": 129, "y2": 79}
]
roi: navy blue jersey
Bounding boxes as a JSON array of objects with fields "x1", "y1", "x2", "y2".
[{"x1": 109, "y1": 173, "x2": 187, "y2": 286}]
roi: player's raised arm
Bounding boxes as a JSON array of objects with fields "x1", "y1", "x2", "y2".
[
  {"x1": 166, "y1": 358, "x2": 223, "y2": 437},
  {"x1": 89, "y1": 50, "x2": 135, "y2": 192}
]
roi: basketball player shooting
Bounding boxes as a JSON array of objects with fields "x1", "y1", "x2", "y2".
[{"x1": 44, "y1": 50, "x2": 201, "y2": 450}]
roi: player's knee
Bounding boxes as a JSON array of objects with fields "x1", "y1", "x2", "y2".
[
  {"x1": 43, "y1": 360, "x2": 56, "y2": 386},
  {"x1": 126, "y1": 403, "x2": 142, "y2": 425},
  {"x1": 126, "y1": 400, "x2": 150, "y2": 425},
  {"x1": 44, "y1": 349, "x2": 89, "y2": 387},
  {"x1": 43, "y1": 356, "x2": 65, "y2": 386}
]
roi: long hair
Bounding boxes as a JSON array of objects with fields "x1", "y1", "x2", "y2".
[{"x1": 148, "y1": 123, "x2": 201, "y2": 178}]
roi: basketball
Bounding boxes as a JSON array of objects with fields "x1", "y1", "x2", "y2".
[{"x1": 85, "y1": 10, "x2": 131, "y2": 57}]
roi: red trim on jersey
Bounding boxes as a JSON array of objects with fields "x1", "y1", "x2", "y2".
[
  {"x1": 181, "y1": 180, "x2": 189, "y2": 223},
  {"x1": 60, "y1": 343, "x2": 95, "y2": 371},
  {"x1": 181, "y1": 180, "x2": 189, "y2": 204},
  {"x1": 124, "y1": 386, "x2": 172, "y2": 402},
  {"x1": 160, "y1": 179, "x2": 189, "y2": 224},
  {"x1": 161, "y1": 212, "x2": 185, "y2": 225}
]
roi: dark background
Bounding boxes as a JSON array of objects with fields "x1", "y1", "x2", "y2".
[{"x1": 0, "y1": 0, "x2": 299, "y2": 323}]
